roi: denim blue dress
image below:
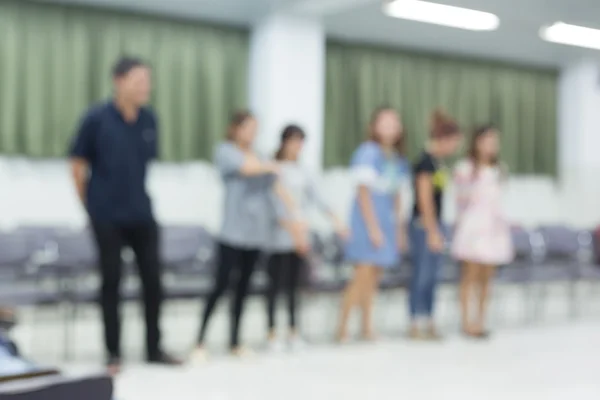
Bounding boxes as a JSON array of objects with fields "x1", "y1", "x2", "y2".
[{"x1": 344, "y1": 141, "x2": 408, "y2": 268}]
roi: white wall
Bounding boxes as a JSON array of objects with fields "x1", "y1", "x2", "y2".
[
  {"x1": 249, "y1": 14, "x2": 325, "y2": 171},
  {"x1": 0, "y1": 157, "x2": 575, "y2": 235},
  {"x1": 2, "y1": 20, "x2": 597, "y2": 233},
  {"x1": 558, "y1": 61, "x2": 600, "y2": 228}
]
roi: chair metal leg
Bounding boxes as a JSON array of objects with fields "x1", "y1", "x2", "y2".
[
  {"x1": 568, "y1": 279, "x2": 578, "y2": 319},
  {"x1": 534, "y1": 283, "x2": 546, "y2": 322},
  {"x1": 62, "y1": 277, "x2": 76, "y2": 362},
  {"x1": 523, "y1": 283, "x2": 534, "y2": 325}
]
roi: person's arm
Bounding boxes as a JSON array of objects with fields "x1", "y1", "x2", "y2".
[
  {"x1": 394, "y1": 191, "x2": 407, "y2": 251},
  {"x1": 240, "y1": 157, "x2": 278, "y2": 176},
  {"x1": 142, "y1": 110, "x2": 160, "y2": 161},
  {"x1": 357, "y1": 184, "x2": 383, "y2": 246},
  {"x1": 271, "y1": 181, "x2": 309, "y2": 255},
  {"x1": 68, "y1": 111, "x2": 97, "y2": 206},
  {"x1": 216, "y1": 144, "x2": 278, "y2": 177},
  {"x1": 416, "y1": 172, "x2": 444, "y2": 252},
  {"x1": 453, "y1": 160, "x2": 473, "y2": 221},
  {"x1": 352, "y1": 144, "x2": 384, "y2": 247},
  {"x1": 416, "y1": 173, "x2": 437, "y2": 233},
  {"x1": 395, "y1": 158, "x2": 411, "y2": 250},
  {"x1": 70, "y1": 158, "x2": 89, "y2": 204},
  {"x1": 274, "y1": 180, "x2": 299, "y2": 219}
]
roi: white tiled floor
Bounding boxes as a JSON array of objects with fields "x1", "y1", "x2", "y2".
[
  {"x1": 10, "y1": 284, "x2": 600, "y2": 400},
  {"x1": 108, "y1": 322, "x2": 600, "y2": 400}
]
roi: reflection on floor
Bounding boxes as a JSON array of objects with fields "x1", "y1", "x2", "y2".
[{"x1": 10, "y1": 284, "x2": 600, "y2": 400}]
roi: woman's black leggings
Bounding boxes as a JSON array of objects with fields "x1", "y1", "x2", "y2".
[
  {"x1": 266, "y1": 252, "x2": 304, "y2": 331},
  {"x1": 198, "y1": 243, "x2": 260, "y2": 349}
]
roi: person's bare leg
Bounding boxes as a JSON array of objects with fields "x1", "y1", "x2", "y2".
[
  {"x1": 336, "y1": 265, "x2": 368, "y2": 342},
  {"x1": 360, "y1": 267, "x2": 382, "y2": 340},
  {"x1": 475, "y1": 264, "x2": 495, "y2": 335},
  {"x1": 460, "y1": 262, "x2": 479, "y2": 336}
]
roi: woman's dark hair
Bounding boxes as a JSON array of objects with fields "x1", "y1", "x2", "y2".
[
  {"x1": 430, "y1": 109, "x2": 460, "y2": 139},
  {"x1": 468, "y1": 124, "x2": 498, "y2": 165},
  {"x1": 275, "y1": 124, "x2": 306, "y2": 160},
  {"x1": 226, "y1": 110, "x2": 254, "y2": 141},
  {"x1": 468, "y1": 124, "x2": 506, "y2": 179},
  {"x1": 368, "y1": 106, "x2": 404, "y2": 154}
]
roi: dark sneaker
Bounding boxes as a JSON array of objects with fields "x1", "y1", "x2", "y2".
[
  {"x1": 147, "y1": 351, "x2": 183, "y2": 366},
  {"x1": 106, "y1": 355, "x2": 122, "y2": 376}
]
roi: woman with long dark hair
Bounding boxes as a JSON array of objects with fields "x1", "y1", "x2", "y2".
[
  {"x1": 452, "y1": 125, "x2": 513, "y2": 338},
  {"x1": 266, "y1": 125, "x2": 347, "y2": 351},
  {"x1": 337, "y1": 107, "x2": 408, "y2": 342},
  {"x1": 409, "y1": 109, "x2": 461, "y2": 340},
  {"x1": 190, "y1": 111, "x2": 289, "y2": 361}
]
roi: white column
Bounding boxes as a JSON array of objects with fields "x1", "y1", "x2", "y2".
[
  {"x1": 249, "y1": 13, "x2": 326, "y2": 170},
  {"x1": 558, "y1": 61, "x2": 600, "y2": 225}
]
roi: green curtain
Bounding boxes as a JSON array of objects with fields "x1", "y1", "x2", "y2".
[
  {"x1": 0, "y1": 0, "x2": 249, "y2": 161},
  {"x1": 324, "y1": 42, "x2": 558, "y2": 175}
]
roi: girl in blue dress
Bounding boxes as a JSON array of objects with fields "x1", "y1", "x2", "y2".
[{"x1": 337, "y1": 107, "x2": 408, "y2": 342}]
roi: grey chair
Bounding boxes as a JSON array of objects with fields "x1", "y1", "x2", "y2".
[
  {"x1": 308, "y1": 233, "x2": 346, "y2": 293},
  {"x1": 36, "y1": 228, "x2": 97, "y2": 360},
  {"x1": 582, "y1": 229, "x2": 600, "y2": 282},
  {"x1": 14, "y1": 226, "x2": 73, "y2": 277},
  {"x1": 162, "y1": 225, "x2": 216, "y2": 300},
  {"x1": 301, "y1": 232, "x2": 346, "y2": 340},
  {"x1": 533, "y1": 225, "x2": 586, "y2": 319},
  {"x1": 0, "y1": 231, "x2": 59, "y2": 307},
  {"x1": 491, "y1": 226, "x2": 538, "y2": 324},
  {"x1": 161, "y1": 225, "x2": 213, "y2": 272},
  {"x1": 0, "y1": 231, "x2": 30, "y2": 280},
  {"x1": 572, "y1": 230, "x2": 599, "y2": 312}
]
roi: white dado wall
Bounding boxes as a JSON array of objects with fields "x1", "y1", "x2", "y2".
[
  {"x1": 558, "y1": 61, "x2": 600, "y2": 229},
  {"x1": 0, "y1": 158, "x2": 575, "y2": 234}
]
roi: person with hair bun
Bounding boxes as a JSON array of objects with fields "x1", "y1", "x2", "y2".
[
  {"x1": 337, "y1": 107, "x2": 409, "y2": 342},
  {"x1": 409, "y1": 109, "x2": 461, "y2": 340},
  {"x1": 452, "y1": 125, "x2": 513, "y2": 339}
]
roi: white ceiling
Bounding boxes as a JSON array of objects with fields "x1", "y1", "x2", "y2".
[{"x1": 36, "y1": 0, "x2": 600, "y2": 67}]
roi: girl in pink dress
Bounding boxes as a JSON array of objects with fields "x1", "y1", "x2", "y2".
[{"x1": 451, "y1": 125, "x2": 514, "y2": 338}]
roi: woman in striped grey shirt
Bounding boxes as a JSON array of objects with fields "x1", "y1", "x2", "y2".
[
  {"x1": 190, "y1": 111, "x2": 295, "y2": 361},
  {"x1": 266, "y1": 125, "x2": 348, "y2": 351}
]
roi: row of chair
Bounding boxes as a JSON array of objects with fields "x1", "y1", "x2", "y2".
[
  {"x1": 1, "y1": 223, "x2": 599, "y2": 359},
  {"x1": 1, "y1": 223, "x2": 599, "y2": 306}
]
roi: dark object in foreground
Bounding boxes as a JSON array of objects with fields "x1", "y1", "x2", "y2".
[{"x1": 0, "y1": 373, "x2": 112, "y2": 400}]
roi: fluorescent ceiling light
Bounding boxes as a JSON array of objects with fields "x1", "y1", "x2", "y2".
[
  {"x1": 383, "y1": 0, "x2": 499, "y2": 31},
  {"x1": 540, "y1": 22, "x2": 600, "y2": 50}
]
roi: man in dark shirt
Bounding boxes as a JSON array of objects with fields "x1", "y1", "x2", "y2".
[{"x1": 69, "y1": 57, "x2": 180, "y2": 373}]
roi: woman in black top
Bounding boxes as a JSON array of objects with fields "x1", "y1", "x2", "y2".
[{"x1": 409, "y1": 109, "x2": 461, "y2": 340}]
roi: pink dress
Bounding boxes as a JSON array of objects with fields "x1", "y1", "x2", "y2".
[{"x1": 451, "y1": 160, "x2": 514, "y2": 266}]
